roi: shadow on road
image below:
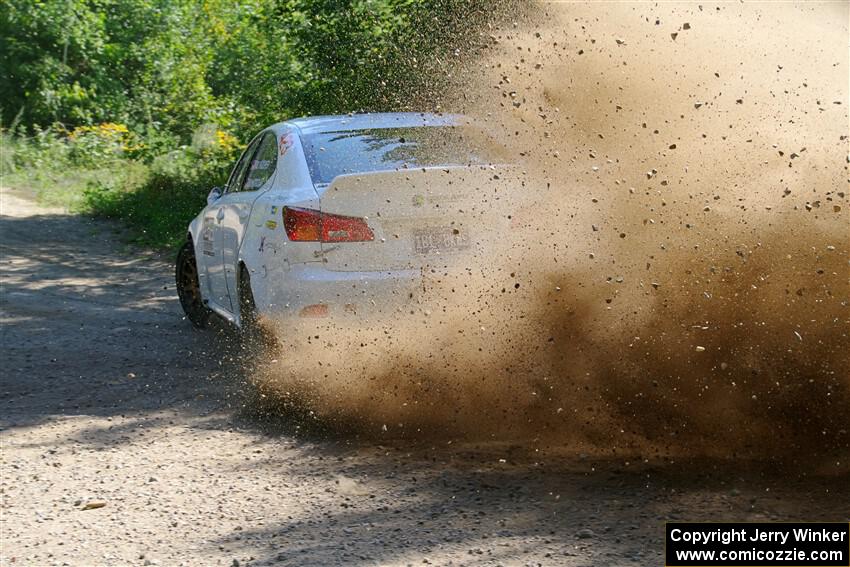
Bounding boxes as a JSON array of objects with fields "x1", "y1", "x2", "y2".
[
  {"x1": 206, "y1": 450, "x2": 850, "y2": 566},
  {"x1": 0, "y1": 193, "x2": 233, "y2": 429}
]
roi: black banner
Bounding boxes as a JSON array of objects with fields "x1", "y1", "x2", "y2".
[{"x1": 666, "y1": 522, "x2": 850, "y2": 566}]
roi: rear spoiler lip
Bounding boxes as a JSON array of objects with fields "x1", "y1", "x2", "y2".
[{"x1": 314, "y1": 163, "x2": 517, "y2": 193}]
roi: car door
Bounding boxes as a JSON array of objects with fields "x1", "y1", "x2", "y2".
[
  {"x1": 218, "y1": 131, "x2": 278, "y2": 311},
  {"x1": 203, "y1": 136, "x2": 259, "y2": 312}
]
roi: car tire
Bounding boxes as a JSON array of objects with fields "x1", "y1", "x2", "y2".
[{"x1": 175, "y1": 240, "x2": 212, "y2": 328}]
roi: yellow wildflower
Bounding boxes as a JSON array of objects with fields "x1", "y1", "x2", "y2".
[{"x1": 215, "y1": 129, "x2": 239, "y2": 154}]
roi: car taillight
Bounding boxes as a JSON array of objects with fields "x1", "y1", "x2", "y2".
[{"x1": 282, "y1": 207, "x2": 374, "y2": 242}]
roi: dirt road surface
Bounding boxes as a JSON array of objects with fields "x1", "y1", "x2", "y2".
[{"x1": 1, "y1": 186, "x2": 848, "y2": 566}]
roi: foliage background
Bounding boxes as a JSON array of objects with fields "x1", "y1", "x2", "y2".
[{"x1": 0, "y1": 0, "x2": 515, "y2": 248}]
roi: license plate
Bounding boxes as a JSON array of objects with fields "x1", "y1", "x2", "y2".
[{"x1": 413, "y1": 226, "x2": 470, "y2": 254}]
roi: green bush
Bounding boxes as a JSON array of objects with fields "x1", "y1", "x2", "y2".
[
  {"x1": 80, "y1": 123, "x2": 238, "y2": 249},
  {"x1": 83, "y1": 168, "x2": 212, "y2": 251},
  {"x1": 1, "y1": 123, "x2": 136, "y2": 208}
]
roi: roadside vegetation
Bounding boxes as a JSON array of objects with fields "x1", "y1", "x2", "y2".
[
  {"x1": 1, "y1": 121, "x2": 234, "y2": 248},
  {"x1": 1, "y1": 0, "x2": 515, "y2": 249}
]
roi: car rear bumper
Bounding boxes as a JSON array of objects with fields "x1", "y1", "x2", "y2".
[{"x1": 256, "y1": 262, "x2": 424, "y2": 321}]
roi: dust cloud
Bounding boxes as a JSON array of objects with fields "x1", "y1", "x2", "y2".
[{"x1": 253, "y1": 2, "x2": 849, "y2": 468}]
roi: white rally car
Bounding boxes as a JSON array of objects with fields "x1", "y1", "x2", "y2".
[{"x1": 175, "y1": 112, "x2": 509, "y2": 330}]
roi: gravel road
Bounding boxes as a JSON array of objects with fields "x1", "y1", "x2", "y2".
[{"x1": 1, "y1": 187, "x2": 848, "y2": 567}]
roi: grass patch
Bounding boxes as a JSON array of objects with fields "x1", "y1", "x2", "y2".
[
  {"x1": 3, "y1": 165, "x2": 144, "y2": 210},
  {"x1": 83, "y1": 167, "x2": 221, "y2": 250},
  {"x1": 2, "y1": 125, "x2": 233, "y2": 252}
]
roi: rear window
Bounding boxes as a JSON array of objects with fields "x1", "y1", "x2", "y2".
[{"x1": 301, "y1": 126, "x2": 499, "y2": 185}]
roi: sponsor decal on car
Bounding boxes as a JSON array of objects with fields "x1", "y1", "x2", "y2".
[
  {"x1": 201, "y1": 223, "x2": 214, "y2": 256},
  {"x1": 279, "y1": 133, "x2": 294, "y2": 156}
]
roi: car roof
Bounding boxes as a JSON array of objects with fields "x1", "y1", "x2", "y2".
[{"x1": 280, "y1": 112, "x2": 465, "y2": 135}]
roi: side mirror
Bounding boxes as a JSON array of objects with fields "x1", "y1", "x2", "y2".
[{"x1": 207, "y1": 186, "x2": 223, "y2": 206}]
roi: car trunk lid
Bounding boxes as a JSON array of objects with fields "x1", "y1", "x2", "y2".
[{"x1": 316, "y1": 166, "x2": 514, "y2": 272}]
